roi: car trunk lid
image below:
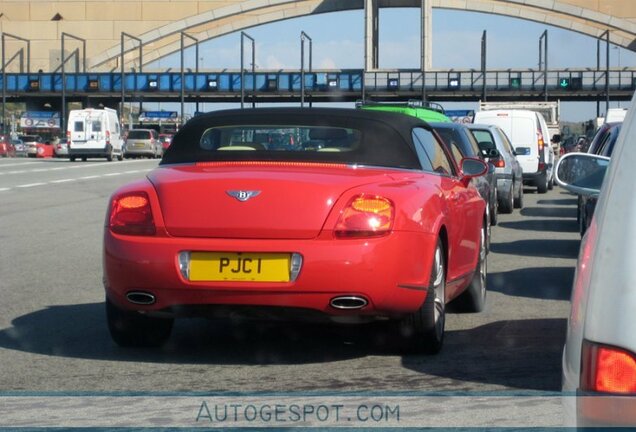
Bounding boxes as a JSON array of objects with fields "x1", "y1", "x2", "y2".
[{"x1": 148, "y1": 162, "x2": 392, "y2": 239}]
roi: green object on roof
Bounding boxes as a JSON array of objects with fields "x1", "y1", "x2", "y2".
[{"x1": 360, "y1": 104, "x2": 452, "y2": 123}]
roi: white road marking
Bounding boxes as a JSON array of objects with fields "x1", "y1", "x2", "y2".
[
  {"x1": 0, "y1": 168, "x2": 152, "y2": 192},
  {"x1": 0, "y1": 161, "x2": 46, "y2": 168},
  {"x1": 16, "y1": 182, "x2": 47, "y2": 188},
  {"x1": 0, "y1": 159, "x2": 155, "y2": 175}
]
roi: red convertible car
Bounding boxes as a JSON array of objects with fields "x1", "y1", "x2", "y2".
[{"x1": 104, "y1": 108, "x2": 488, "y2": 353}]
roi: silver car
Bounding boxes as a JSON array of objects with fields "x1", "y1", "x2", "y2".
[
  {"x1": 12, "y1": 139, "x2": 26, "y2": 157},
  {"x1": 558, "y1": 92, "x2": 636, "y2": 427},
  {"x1": 123, "y1": 129, "x2": 161, "y2": 159},
  {"x1": 467, "y1": 124, "x2": 524, "y2": 213},
  {"x1": 54, "y1": 138, "x2": 69, "y2": 158}
]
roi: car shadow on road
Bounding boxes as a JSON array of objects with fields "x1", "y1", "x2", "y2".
[
  {"x1": 520, "y1": 206, "x2": 577, "y2": 218},
  {"x1": 498, "y1": 219, "x2": 578, "y2": 233},
  {"x1": 537, "y1": 198, "x2": 577, "y2": 206},
  {"x1": 490, "y1": 239, "x2": 580, "y2": 259},
  {"x1": 0, "y1": 302, "x2": 382, "y2": 365},
  {"x1": 401, "y1": 318, "x2": 567, "y2": 391},
  {"x1": 0, "y1": 305, "x2": 567, "y2": 390},
  {"x1": 488, "y1": 267, "x2": 575, "y2": 301}
]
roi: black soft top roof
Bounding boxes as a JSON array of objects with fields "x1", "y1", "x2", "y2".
[{"x1": 160, "y1": 107, "x2": 430, "y2": 170}]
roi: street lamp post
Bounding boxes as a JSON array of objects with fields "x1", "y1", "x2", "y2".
[
  {"x1": 120, "y1": 32, "x2": 142, "y2": 130},
  {"x1": 300, "y1": 31, "x2": 312, "y2": 108},
  {"x1": 1, "y1": 33, "x2": 30, "y2": 135},
  {"x1": 596, "y1": 30, "x2": 610, "y2": 116},
  {"x1": 180, "y1": 32, "x2": 199, "y2": 125},
  {"x1": 539, "y1": 30, "x2": 548, "y2": 102},
  {"x1": 61, "y1": 32, "x2": 86, "y2": 134},
  {"x1": 240, "y1": 32, "x2": 255, "y2": 109}
]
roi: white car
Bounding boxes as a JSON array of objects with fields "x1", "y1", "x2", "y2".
[
  {"x1": 474, "y1": 109, "x2": 555, "y2": 194},
  {"x1": 557, "y1": 94, "x2": 636, "y2": 427}
]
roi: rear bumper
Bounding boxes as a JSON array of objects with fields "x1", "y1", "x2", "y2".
[
  {"x1": 69, "y1": 145, "x2": 111, "y2": 157},
  {"x1": 522, "y1": 169, "x2": 547, "y2": 184},
  {"x1": 124, "y1": 147, "x2": 154, "y2": 156},
  {"x1": 103, "y1": 230, "x2": 437, "y2": 320}
]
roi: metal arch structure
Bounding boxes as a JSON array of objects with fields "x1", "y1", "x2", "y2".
[{"x1": 1, "y1": 0, "x2": 636, "y2": 73}]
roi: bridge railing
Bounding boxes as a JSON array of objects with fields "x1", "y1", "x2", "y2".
[{"x1": 2, "y1": 68, "x2": 635, "y2": 94}]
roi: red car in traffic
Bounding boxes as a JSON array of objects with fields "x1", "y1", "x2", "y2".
[
  {"x1": 104, "y1": 108, "x2": 489, "y2": 352},
  {"x1": 0, "y1": 135, "x2": 16, "y2": 157}
]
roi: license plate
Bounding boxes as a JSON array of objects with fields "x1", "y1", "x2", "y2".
[
  {"x1": 189, "y1": 252, "x2": 291, "y2": 282},
  {"x1": 134, "y1": 142, "x2": 145, "y2": 148}
]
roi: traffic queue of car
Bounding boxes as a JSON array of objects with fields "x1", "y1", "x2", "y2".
[
  {"x1": 5, "y1": 100, "x2": 632, "y2": 427},
  {"x1": 101, "y1": 102, "x2": 558, "y2": 356},
  {"x1": 556, "y1": 95, "x2": 635, "y2": 428}
]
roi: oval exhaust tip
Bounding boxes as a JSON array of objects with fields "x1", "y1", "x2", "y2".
[
  {"x1": 126, "y1": 291, "x2": 156, "y2": 305},
  {"x1": 330, "y1": 296, "x2": 368, "y2": 310}
]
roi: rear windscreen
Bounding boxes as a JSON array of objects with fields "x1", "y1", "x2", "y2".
[
  {"x1": 160, "y1": 109, "x2": 423, "y2": 170},
  {"x1": 128, "y1": 130, "x2": 151, "y2": 139},
  {"x1": 73, "y1": 121, "x2": 84, "y2": 132},
  {"x1": 199, "y1": 126, "x2": 361, "y2": 153}
]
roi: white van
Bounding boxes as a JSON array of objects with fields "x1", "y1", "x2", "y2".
[
  {"x1": 67, "y1": 108, "x2": 124, "y2": 161},
  {"x1": 473, "y1": 109, "x2": 554, "y2": 193}
]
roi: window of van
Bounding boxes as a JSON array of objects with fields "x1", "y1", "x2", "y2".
[
  {"x1": 92, "y1": 121, "x2": 102, "y2": 132},
  {"x1": 510, "y1": 118, "x2": 534, "y2": 147},
  {"x1": 74, "y1": 121, "x2": 84, "y2": 132}
]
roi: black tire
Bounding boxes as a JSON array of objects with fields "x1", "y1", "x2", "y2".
[
  {"x1": 580, "y1": 210, "x2": 587, "y2": 237},
  {"x1": 70, "y1": 156, "x2": 76, "y2": 162},
  {"x1": 536, "y1": 173, "x2": 548, "y2": 194},
  {"x1": 490, "y1": 189, "x2": 498, "y2": 226},
  {"x1": 499, "y1": 184, "x2": 514, "y2": 214},
  {"x1": 514, "y1": 181, "x2": 524, "y2": 209},
  {"x1": 117, "y1": 153, "x2": 123, "y2": 161},
  {"x1": 81, "y1": 157, "x2": 87, "y2": 162},
  {"x1": 548, "y1": 173, "x2": 554, "y2": 190},
  {"x1": 452, "y1": 223, "x2": 487, "y2": 313},
  {"x1": 106, "y1": 149, "x2": 113, "y2": 162},
  {"x1": 106, "y1": 298, "x2": 173, "y2": 347},
  {"x1": 397, "y1": 239, "x2": 446, "y2": 354}
]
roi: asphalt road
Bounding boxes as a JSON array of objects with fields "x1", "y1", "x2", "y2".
[{"x1": 0, "y1": 157, "x2": 578, "y2": 396}]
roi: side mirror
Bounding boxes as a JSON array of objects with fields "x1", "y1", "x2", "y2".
[
  {"x1": 460, "y1": 157, "x2": 488, "y2": 182},
  {"x1": 552, "y1": 134, "x2": 562, "y2": 144},
  {"x1": 555, "y1": 153, "x2": 610, "y2": 197}
]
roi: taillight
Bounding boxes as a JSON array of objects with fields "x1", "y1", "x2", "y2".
[
  {"x1": 66, "y1": 130, "x2": 71, "y2": 147},
  {"x1": 581, "y1": 340, "x2": 636, "y2": 393},
  {"x1": 106, "y1": 130, "x2": 111, "y2": 145},
  {"x1": 538, "y1": 162, "x2": 546, "y2": 170},
  {"x1": 334, "y1": 195, "x2": 394, "y2": 238},
  {"x1": 493, "y1": 158, "x2": 505, "y2": 168},
  {"x1": 109, "y1": 192, "x2": 156, "y2": 236},
  {"x1": 537, "y1": 130, "x2": 545, "y2": 151}
]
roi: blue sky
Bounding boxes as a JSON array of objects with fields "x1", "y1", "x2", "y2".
[{"x1": 151, "y1": 7, "x2": 635, "y2": 121}]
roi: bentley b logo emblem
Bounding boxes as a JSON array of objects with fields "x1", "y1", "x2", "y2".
[{"x1": 227, "y1": 190, "x2": 261, "y2": 202}]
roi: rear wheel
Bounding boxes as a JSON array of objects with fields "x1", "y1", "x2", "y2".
[
  {"x1": 452, "y1": 223, "x2": 487, "y2": 313},
  {"x1": 499, "y1": 184, "x2": 514, "y2": 214},
  {"x1": 489, "y1": 189, "x2": 498, "y2": 226},
  {"x1": 81, "y1": 157, "x2": 87, "y2": 162},
  {"x1": 106, "y1": 148, "x2": 113, "y2": 162},
  {"x1": 106, "y1": 298, "x2": 173, "y2": 347},
  {"x1": 548, "y1": 172, "x2": 554, "y2": 190},
  {"x1": 536, "y1": 173, "x2": 548, "y2": 194},
  {"x1": 397, "y1": 239, "x2": 446, "y2": 354},
  {"x1": 514, "y1": 181, "x2": 524, "y2": 209},
  {"x1": 69, "y1": 156, "x2": 76, "y2": 162}
]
